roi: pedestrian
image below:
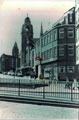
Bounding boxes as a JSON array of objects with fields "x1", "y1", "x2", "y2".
[
  {"x1": 65, "y1": 76, "x2": 70, "y2": 89},
  {"x1": 58, "y1": 76, "x2": 60, "y2": 81},
  {"x1": 72, "y1": 78, "x2": 78, "y2": 90},
  {"x1": 53, "y1": 76, "x2": 57, "y2": 85}
]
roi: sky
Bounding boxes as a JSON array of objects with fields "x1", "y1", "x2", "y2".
[{"x1": 0, "y1": 0, "x2": 75, "y2": 56}]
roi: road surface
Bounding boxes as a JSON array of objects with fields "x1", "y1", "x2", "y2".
[{"x1": 0, "y1": 101, "x2": 78, "y2": 119}]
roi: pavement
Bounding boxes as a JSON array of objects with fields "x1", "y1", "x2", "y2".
[{"x1": 0, "y1": 101, "x2": 77, "y2": 119}]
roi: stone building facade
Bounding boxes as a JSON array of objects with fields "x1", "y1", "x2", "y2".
[
  {"x1": 36, "y1": 7, "x2": 76, "y2": 80},
  {"x1": 0, "y1": 53, "x2": 20, "y2": 73},
  {"x1": 75, "y1": 0, "x2": 79, "y2": 79}
]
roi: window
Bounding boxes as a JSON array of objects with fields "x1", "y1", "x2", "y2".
[
  {"x1": 59, "y1": 28, "x2": 64, "y2": 39},
  {"x1": 44, "y1": 37, "x2": 46, "y2": 46},
  {"x1": 44, "y1": 51, "x2": 45, "y2": 60},
  {"x1": 70, "y1": 14, "x2": 72, "y2": 23},
  {"x1": 68, "y1": 45, "x2": 74, "y2": 56},
  {"x1": 47, "y1": 35, "x2": 48, "y2": 44},
  {"x1": 52, "y1": 31, "x2": 54, "y2": 41},
  {"x1": 64, "y1": 17, "x2": 66, "y2": 24},
  {"x1": 66, "y1": 16, "x2": 68, "y2": 24},
  {"x1": 45, "y1": 51, "x2": 46, "y2": 60},
  {"x1": 53, "y1": 47, "x2": 57, "y2": 58},
  {"x1": 47, "y1": 34, "x2": 50, "y2": 44},
  {"x1": 59, "y1": 66, "x2": 65, "y2": 73},
  {"x1": 54, "y1": 30, "x2": 57, "y2": 40},
  {"x1": 48, "y1": 49, "x2": 51, "y2": 59},
  {"x1": 50, "y1": 48, "x2": 52, "y2": 58},
  {"x1": 47, "y1": 49, "x2": 50, "y2": 59},
  {"x1": 76, "y1": 29, "x2": 79, "y2": 42},
  {"x1": 67, "y1": 66, "x2": 74, "y2": 73},
  {"x1": 50, "y1": 32, "x2": 52, "y2": 43},
  {"x1": 67, "y1": 28, "x2": 74, "y2": 38},
  {"x1": 76, "y1": 47, "x2": 79, "y2": 61},
  {"x1": 59, "y1": 45, "x2": 64, "y2": 56},
  {"x1": 44, "y1": 51, "x2": 48, "y2": 60},
  {"x1": 51, "y1": 32, "x2": 53, "y2": 42},
  {"x1": 45, "y1": 37, "x2": 47, "y2": 45}
]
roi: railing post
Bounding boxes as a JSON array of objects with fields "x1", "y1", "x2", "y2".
[
  {"x1": 43, "y1": 81, "x2": 45, "y2": 99},
  {"x1": 18, "y1": 79, "x2": 20, "y2": 96},
  {"x1": 71, "y1": 82, "x2": 73, "y2": 101}
]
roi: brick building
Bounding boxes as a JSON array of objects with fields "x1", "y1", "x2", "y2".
[{"x1": 36, "y1": 7, "x2": 76, "y2": 80}]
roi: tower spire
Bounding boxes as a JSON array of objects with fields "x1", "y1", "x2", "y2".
[
  {"x1": 27, "y1": 13, "x2": 28, "y2": 17},
  {"x1": 40, "y1": 22, "x2": 43, "y2": 36}
]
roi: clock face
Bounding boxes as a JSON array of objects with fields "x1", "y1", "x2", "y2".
[
  {"x1": 27, "y1": 40, "x2": 29, "y2": 44},
  {"x1": 26, "y1": 28, "x2": 28, "y2": 31}
]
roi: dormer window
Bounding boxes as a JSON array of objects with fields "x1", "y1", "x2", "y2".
[{"x1": 70, "y1": 13, "x2": 72, "y2": 23}]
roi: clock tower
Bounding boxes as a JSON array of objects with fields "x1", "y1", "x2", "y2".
[{"x1": 21, "y1": 15, "x2": 34, "y2": 66}]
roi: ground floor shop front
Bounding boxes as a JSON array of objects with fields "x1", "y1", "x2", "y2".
[{"x1": 36, "y1": 62, "x2": 77, "y2": 81}]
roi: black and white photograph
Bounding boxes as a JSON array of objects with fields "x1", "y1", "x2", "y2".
[{"x1": 0, "y1": 0, "x2": 78, "y2": 119}]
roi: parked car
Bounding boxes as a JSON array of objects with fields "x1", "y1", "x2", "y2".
[
  {"x1": 30, "y1": 71, "x2": 36, "y2": 78},
  {"x1": 7, "y1": 71, "x2": 11, "y2": 75},
  {"x1": 17, "y1": 72, "x2": 23, "y2": 77},
  {"x1": 2, "y1": 72, "x2": 7, "y2": 75},
  {"x1": 10, "y1": 72, "x2": 15, "y2": 76},
  {"x1": 23, "y1": 71, "x2": 36, "y2": 78}
]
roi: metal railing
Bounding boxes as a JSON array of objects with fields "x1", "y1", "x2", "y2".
[{"x1": 0, "y1": 78, "x2": 79, "y2": 102}]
